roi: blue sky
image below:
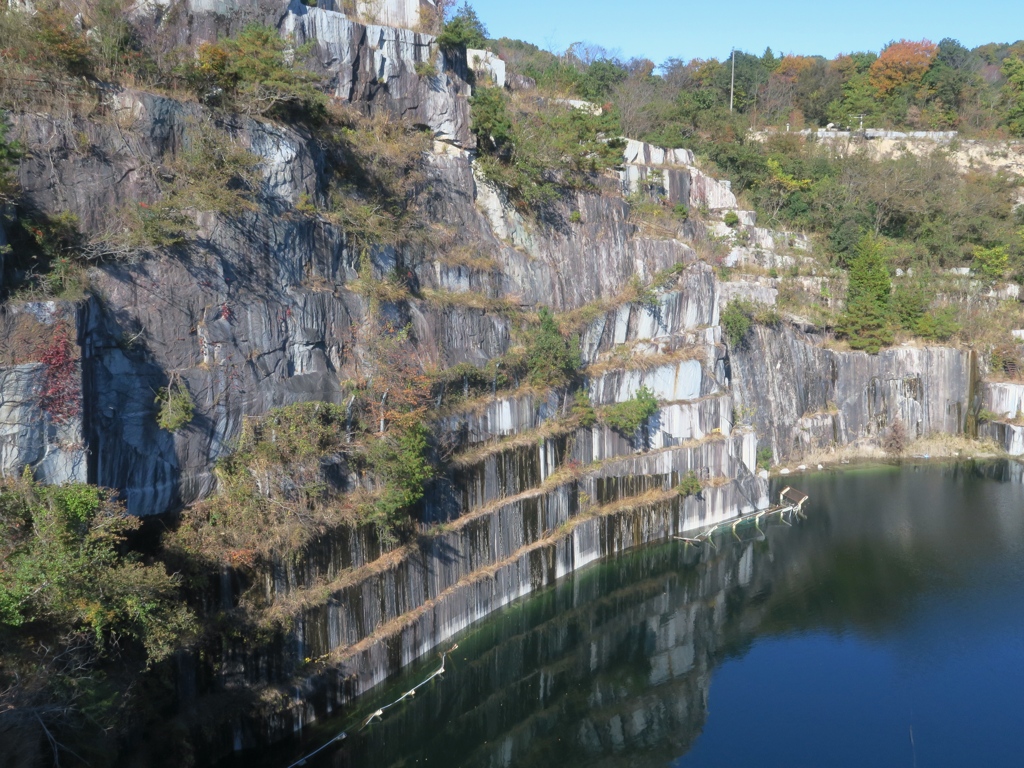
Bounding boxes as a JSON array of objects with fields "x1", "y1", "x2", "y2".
[{"x1": 469, "y1": 0, "x2": 1022, "y2": 64}]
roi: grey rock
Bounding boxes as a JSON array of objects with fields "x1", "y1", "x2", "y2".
[
  {"x1": 283, "y1": 0, "x2": 473, "y2": 146},
  {"x1": 731, "y1": 324, "x2": 973, "y2": 459},
  {"x1": 0, "y1": 305, "x2": 87, "y2": 485},
  {"x1": 466, "y1": 48, "x2": 505, "y2": 89}
]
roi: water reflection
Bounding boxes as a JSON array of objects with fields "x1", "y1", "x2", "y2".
[{"x1": 275, "y1": 461, "x2": 1024, "y2": 768}]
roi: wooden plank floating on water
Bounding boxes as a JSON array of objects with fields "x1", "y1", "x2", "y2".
[{"x1": 675, "y1": 487, "x2": 810, "y2": 545}]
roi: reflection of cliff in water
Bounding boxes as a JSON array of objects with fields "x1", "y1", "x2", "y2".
[{"x1": 306, "y1": 461, "x2": 1024, "y2": 768}]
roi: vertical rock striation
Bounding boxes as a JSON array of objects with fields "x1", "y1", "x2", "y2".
[{"x1": 730, "y1": 324, "x2": 973, "y2": 458}]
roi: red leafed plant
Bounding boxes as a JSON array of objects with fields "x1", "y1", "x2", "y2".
[{"x1": 37, "y1": 322, "x2": 81, "y2": 424}]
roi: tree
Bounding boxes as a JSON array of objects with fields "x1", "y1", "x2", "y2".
[
  {"x1": 578, "y1": 59, "x2": 627, "y2": 101},
  {"x1": 1003, "y1": 55, "x2": 1024, "y2": 137},
  {"x1": 470, "y1": 86, "x2": 623, "y2": 207},
  {"x1": 924, "y1": 38, "x2": 979, "y2": 112},
  {"x1": 972, "y1": 244, "x2": 1009, "y2": 280},
  {"x1": 470, "y1": 86, "x2": 514, "y2": 156},
  {"x1": 868, "y1": 39, "x2": 937, "y2": 97},
  {"x1": 794, "y1": 58, "x2": 843, "y2": 126},
  {"x1": 436, "y1": 2, "x2": 487, "y2": 49},
  {"x1": 713, "y1": 50, "x2": 774, "y2": 114},
  {"x1": 612, "y1": 67, "x2": 658, "y2": 137},
  {"x1": 0, "y1": 478, "x2": 194, "y2": 659},
  {"x1": 838, "y1": 234, "x2": 894, "y2": 353}
]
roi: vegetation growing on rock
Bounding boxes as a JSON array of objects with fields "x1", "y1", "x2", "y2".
[
  {"x1": 155, "y1": 380, "x2": 194, "y2": 433},
  {"x1": 521, "y1": 308, "x2": 583, "y2": 388},
  {"x1": 600, "y1": 385, "x2": 659, "y2": 435},
  {"x1": 0, "y1": 0, "x2": 1022, "y2": 762},
  {"x1": 721, "y1": 299, "x2": 780, "y2": 348},
  {"x1": 675, "y1": 470, "x2": 703, "y2": 497},
  {"x1": 437, "y1": 2, "x2": 488, "y2": 49},
  {"x1": 838, "y1": 235, "x2": 895, "y2": 353},
  {"x1": 470, "y1": 85, "x2": 624, "y2": 208},
  {"x1": 0, "y1": 474, "x2": 195, "y2": 761},
  {"x1": 177, "y1": 25, "x2": 327, "y2": 122}
]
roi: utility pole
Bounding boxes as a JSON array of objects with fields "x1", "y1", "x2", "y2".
[{"x1": 729, "y1": 48, "x2": 735, "y2": 113}]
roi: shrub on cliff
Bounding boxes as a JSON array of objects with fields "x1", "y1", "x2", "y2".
[
  {"x1": 0, "y1": 473, "x2": 197, "y2": 761},
  {"x1": 972, "y1": 244, "x2": 1009, "y2": 281},
  {"x1": 676, "y1": 470, "x2": 703, "y2": 497},
  {"x1": 571, "y1": 389, "x2": 597, "y2": 427},
  {"x1": 721, "y1": 301, "x2": 752, "y2": 347},
  {"x1": 323, "y1": 106, "x2": 431, "y2": 247},
  {"x1": 177, "y1": 25, "x2": 327, "y2": 122},
  {"x1": 0, "y1": 473, "x2": 196, "y2": 759},
  {"x1": 171, "y1": 401, "x2": 366, "y2": 571},
  {"x1": 0, "y1": 4, "x2": 94, "y2": 79},
  {"x1": 600, "y1": 385, "x2": 658, "y2": 436},
  {"x1": 167, "y1": 120, "x2": 261, "y2": 214},
  {"x1": 523, "y1": 308, "x2": 582, "y2": 388},
  {"x1": 155, "y1": 379, "x2": 194, "y2": 432},
  {"x1": 883, "y1": 418, "x2": 908, "y2": 456},
  {"x1": 914, "y1": 306, "x2": 960, "y2": 341},
  {"x1": 470, "y1": 86, "x2": 624, "y2": 209},
  {"x1": 365, "y1": 422, "x2": 432, "y2": 535},
  {"x1": 0, "y1": 476, "x2": 194, "y2": 656},
  {"x1": 721, "y1": 299, "x2": 778, "y2": 347}
]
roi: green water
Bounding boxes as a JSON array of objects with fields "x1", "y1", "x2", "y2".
[{"x1": 273, "y1": 461, "x2": 1024, "y2": 767}]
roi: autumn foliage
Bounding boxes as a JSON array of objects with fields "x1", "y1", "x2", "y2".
[
  {"x1": 774, "y1": 55, "x2": 815, "y2": 82},
  {"x1": 37, "y1": 322, "x2": 81, "y2": 424},
  {"x1": 869, "y1": 39, "x2": 938, "y2": 96}
]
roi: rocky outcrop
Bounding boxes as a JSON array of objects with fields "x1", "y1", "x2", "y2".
[
  {"x1": 982, "y1": 381, "x2": 1024, "y2": 419},
  {"x1": 0, "y1": 303, "x2": 86, "y2": 484},
  {"x1": 466, "y1": 48, "x2": 506, "y2": 88},
  {"x1": 589, "y1": 359, "x2": 719, "y2": 405},
  {"x1": 730, "y1": 325, "x2": 975, "y2": 459},
  {"x1": 623, "y1": 139, "x2": 694, "y2": 168},
  {"x1": 354, "y1": 0, "x2": 431, "y2": 29},
  {"x1": 284, "y1": 0, "x2": 473, "y2": 146},
  {"x1": 473, "y1": 175, "x2": 699, "y2": 310},
  {"x1": 218, "y1": 434, "x2": 765, "y2": 749},
  {"x1": 982, "y1": 420, "x2": 1024, "y2": 455},
  {"x1": 620, "y1": 140, "x2": 737, "y2": 211},
  {"x1": 978, "y1": 381, "x2": 1024, "y2": 455},
  {"x1": 718, "y1": 278, "x2": 778, "y2": 308}
]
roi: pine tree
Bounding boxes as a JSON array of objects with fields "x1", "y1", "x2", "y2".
[
  {"x1": 436, "y1": 3, "x2": 488, "y2": 49},
  {"x1": 838, "y1": 234, "x2": 893, "y2": 353}
]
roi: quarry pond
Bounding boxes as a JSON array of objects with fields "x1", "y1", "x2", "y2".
[{"x1": 251, "y1": 462, "x2": 1024, "y2": 768}]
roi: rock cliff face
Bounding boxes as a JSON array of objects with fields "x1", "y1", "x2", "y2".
[
  {"x1": 979, "y1": 381, "x2": 1024, "y2": 455},
  {"x1": 284, "y1": 0, "x2": 473, "y2": 146},
  {"x1": 0, "y1": 302, "x2": 87, "y2": 484},
  {"x1": 0, "y1": 3, "x2": 994, "y2": 759},
  {"x1": 730, "y1": 325, "x2": 976, "y2": 460}
]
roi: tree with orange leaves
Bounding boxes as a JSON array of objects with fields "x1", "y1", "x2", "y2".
[
  {"x1": 774, "y1": 55, "x2": 816, "y2": 82},
  {"x1": 868, "y1": 39, "x2": 937, "y2": 97}
]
